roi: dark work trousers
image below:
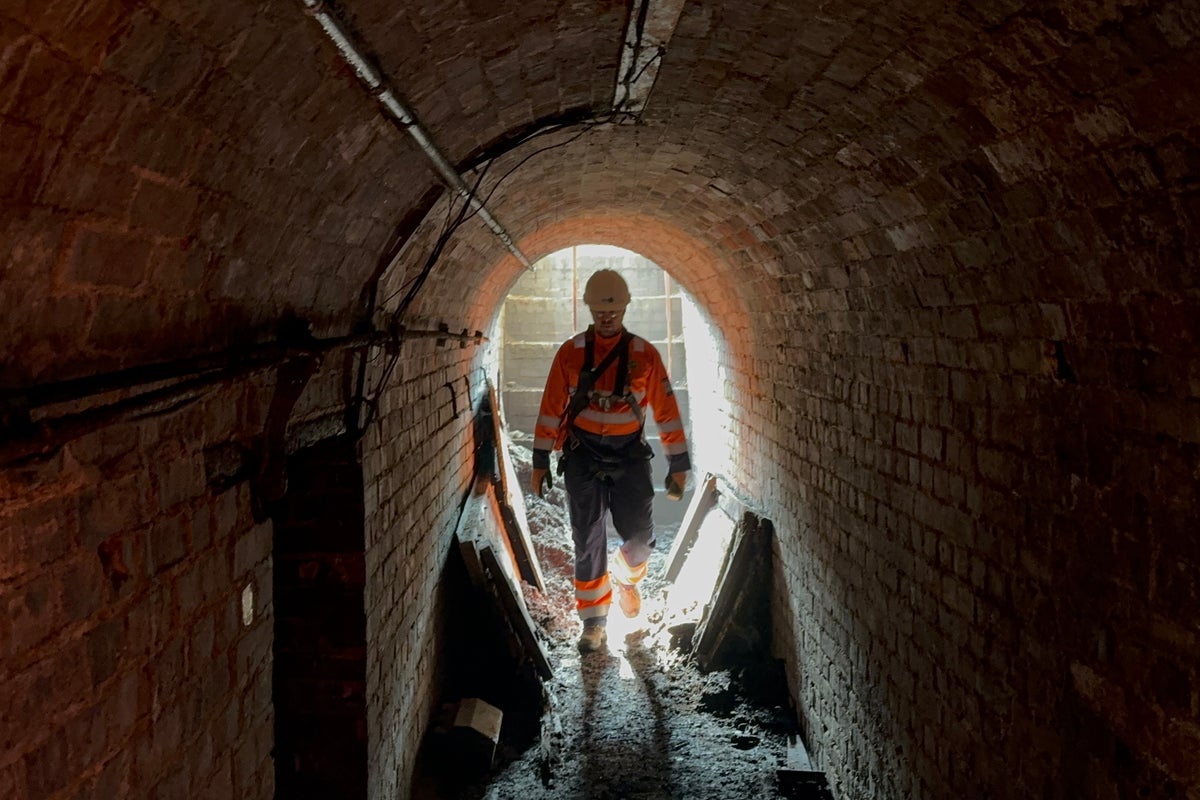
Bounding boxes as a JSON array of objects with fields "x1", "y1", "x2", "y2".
[{"x1": 562, "y1": 446, "x2": 656, "y2": 623}]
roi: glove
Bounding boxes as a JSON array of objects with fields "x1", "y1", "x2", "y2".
[
  {"x1": 531, "y1": 467, "x2": 553, "y2": 497},
  {"x1": 665, "y1": 471, "x2": 687, "y2": 500}
]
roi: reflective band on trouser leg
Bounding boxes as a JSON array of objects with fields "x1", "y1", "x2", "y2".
[
  {"x1": 575, "y1": 575, "x2": 612, "y2": 620},
  {"x1": 565, "y1": 450, "x2": 611, "y2": 622},
  {"x1": 610, "y1": 546, "x2": 648, "y2": 586}
]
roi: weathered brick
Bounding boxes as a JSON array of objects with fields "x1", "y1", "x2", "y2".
[
  {"x1": 0, "y1": 759, "x2": 24, "y2": 800},
  {"x1": 3, "y1": 572, "x2": 60, "y2": 654},
  {"x1": 69, "y1": 226, "x2": 154, "y2": 289},
  {"x1": 233, "y1": 522, "x2": 271, "y2": 577},
  {"x1": 198, "y1": 757, "x2": 234, "y2": 800},
  {"x1": 109, "y1": 101, "x2": 201, "y2": 176},
  {"x1": 85, "y1": 294, "x2": 164, "y2": 355},
  {"x1": 61, "y1": 553, "x2": 108, "y2": 622},
  {"x1": 0, "y1": 119, "x2": 49, "y2": 205},
  {"x1": 23, "y1": 727, "x2": 71, "y2": 797},
  {"x1": 74, "y1": 750, "x2": 127, "y2": 800},
  {"x1": 0, "y1": 498, "x2": 75, "y2": 582},
  {"x1": 38, "y1": 152, "x2": 138, "y2": 218},
  {"x1": 129, "y1": 178, "x2": 201, "y2": 237},
  {"x1": 78, "y1": 474, "x2": 149, "y2": 544},
  {"x1": 147, "y1": 513, "x2": 192, "y2": 575},
  {"x1": 0, "y1": 36, "x2": 82, "y2": 135},
  {"x1": 85, "y1": 615, "x2": 124, "y2": 687}
]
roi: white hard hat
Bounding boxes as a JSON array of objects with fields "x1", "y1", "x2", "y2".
[{"x1": 582, "y1": 269, "x2": 631, "y2": 310}]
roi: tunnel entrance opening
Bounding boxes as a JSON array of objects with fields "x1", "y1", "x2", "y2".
[
  {"x1": 496, "y1": 244, "x2": 730, "y2": 527},
  {"x1": 408, "y1": 242, "x2": 810, "y2": 797}
]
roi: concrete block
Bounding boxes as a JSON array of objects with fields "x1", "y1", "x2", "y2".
[{"x1": 451, "y1": 697, "x2": 502, "y2": 770}]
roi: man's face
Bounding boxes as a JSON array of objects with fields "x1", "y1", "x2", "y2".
[{"x1": 589, "y1": 306, "x2": 626, "y2": 337}]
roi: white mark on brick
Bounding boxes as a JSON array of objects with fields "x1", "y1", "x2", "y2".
[{"x1": 241, "y1": 582, "x2": 255, "y2": 627}]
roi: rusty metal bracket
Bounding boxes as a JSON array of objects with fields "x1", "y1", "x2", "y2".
[
  {"x1": 444, "y1": 381, "x2": 460, "y2": 419},
  {"x1": 251, "y1": 354, "x2": 321, "y2": 522}
]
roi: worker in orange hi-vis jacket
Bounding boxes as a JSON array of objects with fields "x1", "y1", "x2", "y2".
[{"x1": 530, "y1": 269, "x2": 690, "y2": 654}]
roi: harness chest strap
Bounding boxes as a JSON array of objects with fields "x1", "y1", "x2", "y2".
[
  {"x1": 581, "y1": 330, "x2": 643, "y2": 424},
  {"x1": 562, "y1": 329, "x2": 639, "y2": 436}
]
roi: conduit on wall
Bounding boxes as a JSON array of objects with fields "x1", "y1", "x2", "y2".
[
  {"x1": 0, "y1": 326, "x2": 488, "y2": 467},
  {"x1": 299, "y1": 0, "x2": 533, "y2": 270}
]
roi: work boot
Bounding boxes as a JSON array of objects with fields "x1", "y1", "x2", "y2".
[
  {"x1": 615, "y1": 580, "x2": 641, "y2": 619},
  {"x1": 577, "y1": 624, "x2": 607, "y2": 654}
]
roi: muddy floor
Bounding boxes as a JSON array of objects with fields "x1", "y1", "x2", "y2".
[{"x1": 418, "y1": 443, "x2": 798, "y2": 799}]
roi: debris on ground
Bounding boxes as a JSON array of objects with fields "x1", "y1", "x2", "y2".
[{"x1": 420, "y1": 441, "x2": 798, "y2": 799}]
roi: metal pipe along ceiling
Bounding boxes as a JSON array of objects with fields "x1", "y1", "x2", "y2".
[{"x1": 299, "y1": 0, "x2": 534, "y2": 269}]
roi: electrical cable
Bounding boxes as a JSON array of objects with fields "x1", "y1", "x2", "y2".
[
  {"x1": 354, "y1": 163, "x2": 490, "y2": 437},
  {"x1": 614, "y1": 0, "x2": 652, "y2": 111},
  {"x1": 458, "y1": 112, "x2": 634, "y2": 230},
  {"x1": 353, "y1": 110, "x2": 634, "y2": 438}
]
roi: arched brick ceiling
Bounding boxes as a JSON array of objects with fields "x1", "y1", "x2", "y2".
[
  {"x1": 2, "y1": 0, "x2": 1197, "y2": 386},
  {"x1": 372, "y1": 0, "x2": 1200, "y2": 429},
  {"x1": 338, "y1": 0, "x2": 628, "y2": 156}
]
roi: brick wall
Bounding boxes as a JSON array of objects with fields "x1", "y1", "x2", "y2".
[
  {"x1": 1, "y1": 322, "x2": 504, "y2": 800},
  {"x1": 726, "y1": 5, "x2": 1200, "y2": 797},
  {"x1": 0, "y1": 381, "x2": 275, "y2": 800},
  {"x1": 766, "y1": 288, "x2": 1198, "y2": 799},
  {"x1": 0, "y1": 0, "x2": 414, "y2": 385},
  {"x1": 4, "y1": 1, "x2": 1199, "y2": 799},
  {"x1": 359, "y1": 337, "x2": 486, "y2": 800}
]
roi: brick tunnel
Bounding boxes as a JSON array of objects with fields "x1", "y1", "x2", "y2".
[{"x1": 1, "y1": 1, "x2": 1198, "y2": 799}]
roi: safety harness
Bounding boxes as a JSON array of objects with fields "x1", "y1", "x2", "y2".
[
  {"x1": 558, "y1": 328, "x2": 649, "y2": 480},
  {"x1": 562, "y1": 328, "x2": 641, "y2": 433}
]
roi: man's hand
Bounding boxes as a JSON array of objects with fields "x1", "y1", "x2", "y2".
[
  {"x1": 666, "y1": 471, "x2": 688, "y2": 500},
  {"x1": 531, "y1": 467, "x2": 552, "y2": 497}
]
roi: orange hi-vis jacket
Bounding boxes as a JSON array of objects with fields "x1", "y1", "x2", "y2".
[{"x1": 532, "y1": 328, "x2": 690, "y2": 472}]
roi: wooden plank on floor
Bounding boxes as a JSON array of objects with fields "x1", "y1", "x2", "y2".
[
  {"x1": 458, "y1": 531, "x2": 487, "y2": 590},
  {"x1": 455, "y1": 481, "x2": 524, "y2": 594},
  {"x1": 479, "y1": 542, "x2": 553, "y2": 680},
  {"x1": 663, "y1": 472, "x2": 718, "y2": 584},
  {"x1": 455, "y1": 484, "x2": 548, "y2": 680},
  {"x1": 778, "y1": 712, "x2": 832, "y2": 799},
  {"x1": 454, "y1": 491, "x2": 489, "y2": 588},
  {"x1": 484, "y1": 482, "x2": 523, "y2": 584},
  {"x1": 787, "y1": 733, "x2": 813, "y2": 771},
  {"x1": 488, "y1": 379, "x2": 546, "y2": 592},
  {"x1": 693, "y1": 513, "x2": 774, "y2": 671},
  {"x1": 458, "y1": 533, "x2": 533, "y2": 672}
]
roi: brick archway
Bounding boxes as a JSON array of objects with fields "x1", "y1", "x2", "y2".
[{"x1": 475, "y1": 212, "x2": 758, "y2": 396}]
